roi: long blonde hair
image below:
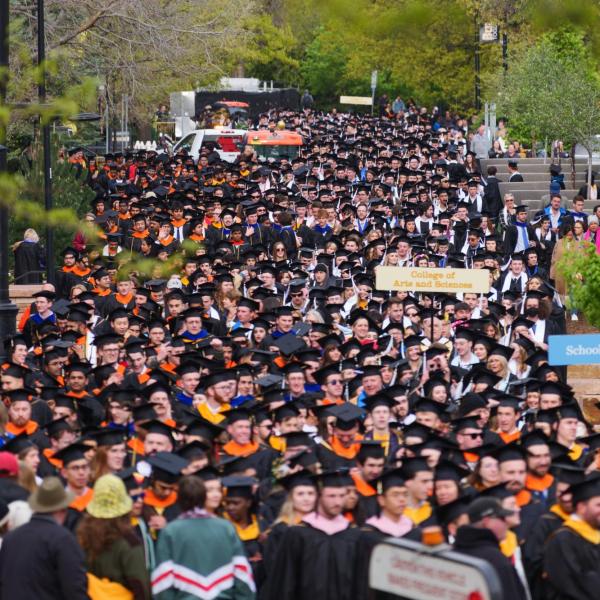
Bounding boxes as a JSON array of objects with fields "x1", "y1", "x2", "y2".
[
  {"x1": 17, "y1": 461, "x2": 37, "y2": 493},
  {"x1": 274, "y1": 494, "x2": 302, "y2": 526}
]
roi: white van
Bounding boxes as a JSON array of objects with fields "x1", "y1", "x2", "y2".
[{"x1": 171, "y1": 128, "x2": 245, "y2": 163}]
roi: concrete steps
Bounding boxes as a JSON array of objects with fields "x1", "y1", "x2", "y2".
[
  {"x1": 481, "y1": 157, "x2": 599, "y2": 217},
  {"x1": 492, "y1": 176, "x2": 587, "y2": 184}
]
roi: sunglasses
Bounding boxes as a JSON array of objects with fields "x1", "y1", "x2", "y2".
[
  {"x1": 463, "y1": 432, "x2": 483, "y2": 439},
  {"x1": 131, "y1": 492, "x2": 146, "y2": 501},
  {"x1": 327, "y1": 379, "x2": 343, "y2": 385},
  {"x1": 291, "y1": 292, "x2": 304, "y2": 297}
]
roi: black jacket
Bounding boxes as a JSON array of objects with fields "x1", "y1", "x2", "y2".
[
  {"x1": 13, "y1": 241, "x2": 44, "y2": 284},
  {"x1": 503, "y1": 223, "x2": 538, "y2": 254},
  {"x1": 0, "y1": 514, "x2": 88, "y2": 600},
  {"x1": 453, "y1": 525, "x2": 527, "y2": 600},
  {"x1": 0, "y1": 479, "x2": 29, "y2": 505},
  {"x1": 483, "y1": 176, "x2": 503, "y2": 216}
]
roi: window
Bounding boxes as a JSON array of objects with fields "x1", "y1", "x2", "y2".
[{"x1": 176, "y1": 133, "x2": 196, "y2": 154}]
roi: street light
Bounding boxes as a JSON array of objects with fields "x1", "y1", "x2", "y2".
[
  {"x1": 0, "y1": 2, "x2": 18, "y2": 361},
  {"x1": 38, "y1": 0, "x2": 53, "y2": 283},
  {"x1": 99, "y1": 84, "x2": 109, "y2": 153}
]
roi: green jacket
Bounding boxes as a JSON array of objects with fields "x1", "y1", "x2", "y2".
[
  {"x1": 88, "y1": 536, "x2": 151, "y2": 600},
  {"x1": 152, "y1": 511, "x2": 256, "y2": 600}
]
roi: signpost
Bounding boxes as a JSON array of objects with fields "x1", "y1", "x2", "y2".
[
  {"x1": 548, "y1": 333, "x2": 600, "y2": 366},
  {"x1": 376, "y1": 266, "x2": 490, "y2": 294},
  {"x1": 479, "y1": 23, "x2": 499, "y2": 43},
  {"x1": 340, "y1": 96, "x2": 373, "y2": 106},
  {"x1": 369, "y1": 538, "x2": 502, "y2": 600},
  {"x1": 370, "y1": 70, "x2": 378, "y2": 115}
]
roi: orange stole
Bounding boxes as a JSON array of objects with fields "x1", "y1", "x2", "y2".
[
  {"x1": 222, "y1": 440, "x2": 259, "y2": 456},
  {"x1": 6, "y1": 421, "x2": 38, "y2": 436},
  {"x1": 526, "y1": 473, "x2": 554, "y2": 492},
  {"x1": 498, "y1": 430, "x2": 521, "y2": 444},
  {"x1": 351, "y1": 473, "x2": 376, "y2": 496},
  {"x1": 330, "y1": 435, "x2": 363, "y2": 459},
  {"x1": 144, "y1": 489, "x2": 177, "y2": 511},
  {"x1": 69, "y1": 487, "x2": 94, "y2": 511}
]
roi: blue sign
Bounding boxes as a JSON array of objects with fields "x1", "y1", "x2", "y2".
[{"x1": 548, "y1": 334, "x2": 600, "y2": 365}]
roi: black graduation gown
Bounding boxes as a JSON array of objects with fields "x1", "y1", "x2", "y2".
[
  {"x1": 315, "y1": 442, "x2": 357, "y2": 471},
  {"x1": 265, "y1": 521, "x2": 361, "y2": 600},
  {"x1": 514, "y1": 497, "x2": 545, "y2": 544},
  {"x1": 453, "y1": 525, "x2": 527, "y2": 600},
  {"x1": 356, "y1": 494, "x2": 379, "y2": 523},
  {"x1": 543, "y1": 523, "x2": 600, "y2": 600},
  {"x1": 353, "y1": 524, "x2": 422, "y2": 600},
  {"x1": 522, "y1": 510, "x2": 566, "y2": 600},
  {"x1": 14, "y1": 241, "x2": 44, "y2": 284},
  {"x1": 261, "y1": 521, "x2": 290, "y2": 582}
]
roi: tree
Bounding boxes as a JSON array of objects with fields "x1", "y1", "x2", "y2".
[
  {"x1": 559, "y1": 244, "x2": 600, "y2": 329},
  {"x1": 494, "y1": 29, "x2": 600, "y2": 186},
  {"x1": 11, "y1": 0, "x2": 254, "y2": 119},
  {"x1": 240, "y1": 14, "x2": 301, "y2": 86}
]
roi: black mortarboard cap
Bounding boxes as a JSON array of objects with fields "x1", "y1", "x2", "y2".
[
  {"x1": 147, "y1": 451, "x2": 188, "y2": 483},
  {"x1": 315, "y1": 469, "x2": 354, "y2": 489},
  {"x1": 92, "y1": 428, "x2": 127, "y2": 447},
  {"x1": 434, "y1": 459, "x2": 470, "y2": 482},
  {"x1": 52, "y1": 442, "x2": 88, "y2": 466},
  {"x1": 329, "y1": 403, "x2": 365, "y2": 430},
  {"x1": 357, "y1": 440, "x2": 385, "y2": 462},
  {"x1": 274, "y1": 335, "x2": 307, "y2": 357},
  {"x1": 3, "y1": 434, "x2": 35, "y2": 455},
  {"x1": 570, "y1": 474, "x2": 600, "y2": 505},
  {"x1": 176, "y1": 440, "x2": 210, "y2": 462},
  {"x1": 277, "y1": 469, "x2": 317, "y2": 491},
  {"x1": 223, "y1": 475, "x2": 256, "y2": 499},
  {"x1": 375, "y1": 468, "x2": 406, "y2": 493},
  {"x1": 550, "y1": 462, "x2": 586, "y2": 486}
]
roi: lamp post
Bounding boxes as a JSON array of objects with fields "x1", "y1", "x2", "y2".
[
  {"x1": 0, "y1": 0, "x2": 18, "y2": 361},
  {"x1": 38, "y1": 0, "x2": 54, "y2": 283},
  {"x1": 474, "y1": 20, "x2": 481, "y2": 112}
]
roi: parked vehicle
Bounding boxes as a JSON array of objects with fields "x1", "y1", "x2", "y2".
[{"x1": 171, "y1": 128, "x2": 246, "y2": 163}]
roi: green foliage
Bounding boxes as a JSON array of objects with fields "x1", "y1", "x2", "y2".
[
  {"x1": 493, "y1": 29, "x2": 600, "y2": 149},
  {"x1": 558, "y1": 243, "x2": 600, "y2": 329},
  {"x1": 10, "y1": 140, "x2": 95, "y2": 270},
  {"x1": 241, "y1": 15, "x2": 302, "y2": 86},
  {"x1": 300, "y1": 27, "x2": 351, "y2": 105}
]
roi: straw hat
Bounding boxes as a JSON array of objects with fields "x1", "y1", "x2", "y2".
[
  {"x1": 86, "y1": 474, "x2": 132, "y2": 519},
  {"x1": 28, "y1": 477, "x2": 75, "y2": 513}
]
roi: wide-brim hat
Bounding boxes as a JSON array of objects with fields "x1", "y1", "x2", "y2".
[
  {"x1": 28, "y1": 477, "x2": 75, "y2": 513},
  {"x1": 86, "y1": 474, "x2": 132, "y2": 519}
]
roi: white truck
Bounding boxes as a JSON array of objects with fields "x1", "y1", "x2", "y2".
[{"x1": 171, "y1": 128, "x2": 246, "y2": 163}]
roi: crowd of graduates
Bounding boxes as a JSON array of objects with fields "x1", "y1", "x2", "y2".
[{"x1": 0, "y1": 105, "x2": 599, "y2": 600}]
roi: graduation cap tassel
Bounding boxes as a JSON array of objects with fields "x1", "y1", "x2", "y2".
[{"x1": 344, "y1": 382, "x2": 350, "y2": 402}]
